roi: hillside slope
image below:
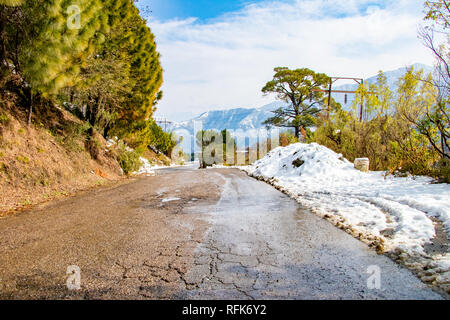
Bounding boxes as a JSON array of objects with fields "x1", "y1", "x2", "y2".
[{"x1": 0, "y1": 103, "x2": 124, "y2": 215}]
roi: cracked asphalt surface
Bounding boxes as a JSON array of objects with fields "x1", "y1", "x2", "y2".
[{"x1": 0, "y1": 166, "x2": 442, "y2": 299}]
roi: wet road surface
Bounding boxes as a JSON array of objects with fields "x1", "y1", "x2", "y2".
[{"x1": 0, "y1": 167, "x2": 442, "y2": 299}]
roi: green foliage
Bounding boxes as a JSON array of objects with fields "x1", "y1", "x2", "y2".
[
  {"x1": 221, "y1": 129, "x2": 237, "y2": 164},
  {"x1": 424, "y1": 0, "x2": 450, "y2": 28},
  {"x1": 51, "y1": 121, "x2": 91, "y2": 152},
  {"x1": 64, "y1": 121, "x2": 91, "y2": 140},
  {"x1": 313, "y1": 68, "x2": 446, "y2": 178},
  {"x1": 116, "y1": 141, "x2": 142, "y2": 175},
  {"x1": 436, "y1": 159, "x2": 450, "y2": 183},
  {"x1": 16, "y1": 155, "x2": 29, "y2": 164},
  {"x1": 352, "y1": 71, "x2": 394, "y2": 121},
  {"x1": 147, "y1": 121, "x2": 176, "y2": 155},
  {"x1": 0, "y1": 0, "x2": 166, "y2": 167},
  {"x1": 420, "y1": 0, "x2": 449, "y2": 165},
  {"x1": 280, "y1": 131, "x2": 299, "y2": 147},
  {"x1": 262, "y1": 67, "x2": 330, "y2": 138},
  {"x1": 0, "y1": 112, "x2": 9, "y2": 124},
  {"x1": 97, "y1": 0, "x2": 163, "y2": 142},
  {"x1": 0, "y1": 0, "x2": 23, "y2": 6},
  {"x1": 60, "y1": 0, "x2": 165, "y2": 150},
  {"x1": 15, "y1": 1, "x2": 107, "y2": 96}
]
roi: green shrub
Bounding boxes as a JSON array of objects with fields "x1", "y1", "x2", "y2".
[
  {"x1": 436, "y1": 159, "x2": 450, "y2": 183},
  {"x1": 280, "y1": 132, "x2": 299, "y2": 147},
  {"x1": 113, "y1": 120, "x2": 176, "y2": 157},
  {"x1": 116, "y1": 141, "x2": 142, "y2": 175},
  {"x1": 16, "y1": 155, "x2": 30, "y2": 164},
  {"x1": 148, "y1": 122, "x2": 176, "y2": 155},
  {"x1": 0, "y1": 112, "x2": 9, "y2": 124},
  {"x1": 63, "y1": 121, "x2": 91, "y2": 152}
]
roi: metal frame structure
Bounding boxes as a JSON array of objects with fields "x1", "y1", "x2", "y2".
[
  {"x1": 313, "y1": 77, "x2": 366, "y2": 121},
  {"x1": 154, "y1": 117, "x2": 174, "y2": 132}
]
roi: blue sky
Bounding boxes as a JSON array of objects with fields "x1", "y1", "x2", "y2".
[
  {"x1": 139, "y1": 0, "x2": 389, "y2": 22},
  {"x1": 139, "y1": 0, "x2": 270, "y2": 21},
  {"x1": 142, "y1": 0, "x2": 435, "y2": 121}
]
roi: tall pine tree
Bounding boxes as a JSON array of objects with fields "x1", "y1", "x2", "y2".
[{"x1": 7, "y1": 0, "x2": 107, "y2": 124}]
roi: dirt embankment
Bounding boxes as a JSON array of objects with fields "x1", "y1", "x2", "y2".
[{"x1": 0, "y1": 102, "x2": 126, "y2": 216}]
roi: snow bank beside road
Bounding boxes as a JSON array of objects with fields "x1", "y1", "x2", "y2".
[
  {"x1": 134, "y1": 157, "x2": 157, "y2": 176},
  {"x1": 133, "y1": 158, "x2": 179, "y2": 176},
  {"x1": 243, "y1": 143, "x2": 450, "y2": 294}
]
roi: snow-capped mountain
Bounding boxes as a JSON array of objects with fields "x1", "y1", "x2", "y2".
[
  {"x1": 167, "y1": 63, "x2": 433, "y2": 134},
  {"x1": 168, "y1": 101, "x2": 287, "y2": 133}
]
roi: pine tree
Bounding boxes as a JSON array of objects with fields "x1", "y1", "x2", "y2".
[
  {"x1": 0, "y1": 1, "x2": 23, "y2": 6},
  {"x1": 262, "y1": 67, "x2": 330, "y2": 138},
  {"x1": 2, "y1": 0, "x2": 164, "y2": 151},
  {"x1": 17, "y1": 0, "x2": 107, "y2": 124},
  {"x1": 70, "y1": 0, "x2": 163, "y2": 146},
  {"x1": 109, "y1": 1, "x2": 163, "y2": 147}
]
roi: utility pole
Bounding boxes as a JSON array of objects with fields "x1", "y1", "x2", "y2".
[
  {"x1": 327, "y1": 79, "x2": 332, "y2": 120},
  {"x1": 154, "y1": 117, "x2": 174, "y2": 132}
]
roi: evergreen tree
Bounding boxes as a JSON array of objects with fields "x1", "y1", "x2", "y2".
[
  {"x1": 262, "y1": 67, "x2": 330, "y2": 138},
  {"x1": 0, "y1": 0, "x2": 22, "y2": 6},
  {"x1": 2, "y1": 0, "x2": 107, "y2": 124},
  {"x1": 1, "y1": 0, "x2": 165, "y2": 157},
  {"x1": 109, "y1": 0, "x2": 163, "y2": 148},
  {"x1": 60, "y1": 0, "x2": 163, "y2": 149}
]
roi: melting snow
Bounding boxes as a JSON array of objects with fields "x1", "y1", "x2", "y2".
[
  {"x1": 162, "y1": 197, "x2": 181, "y2": 203},
  {"x1": 243, "y1": 143, "x2": 450, "y2": 292}
]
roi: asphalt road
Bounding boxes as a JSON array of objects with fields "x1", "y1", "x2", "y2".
[{"x1": 0, "y1": 166, "x2": 442, "y2": 299}]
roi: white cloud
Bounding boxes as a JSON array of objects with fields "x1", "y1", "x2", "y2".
[{"x1": 149, "y1": 0, "x2": 435, "y2": 121}]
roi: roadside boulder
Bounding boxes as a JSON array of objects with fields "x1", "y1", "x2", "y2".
[
  {"x1": 292, "y1": 158, "x2": 305, "y2": 168},
  {"x1": 354, "y1": 158, "x2": 370, "y2": 172}
]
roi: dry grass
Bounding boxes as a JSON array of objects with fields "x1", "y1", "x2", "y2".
[
  {"x1": 0, "y1": 104, "x2": 124, "y2": 215},
  {"x1": 142, "y1": 149, "x2": 172, "y2": 166}
]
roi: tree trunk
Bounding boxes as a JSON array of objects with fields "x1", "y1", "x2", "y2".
[
  {"x1": 295, "y1": 126, "x2": 300, "y2": 140},
  {"x1": 89, "y1": 102, "x2": 98, "y2": 127},
  {"x1": 103, "y1": 122, "x2": 111, "y2": 139},
  {"x1": 27, "y1": 91, "x2": 33, "y2": 126},
  {"x1": 0, "y1": 7, "x2": 5, "y2": 68},
  {"x1": 87, "y1": 95, "x2": 100, "y2": 127}
]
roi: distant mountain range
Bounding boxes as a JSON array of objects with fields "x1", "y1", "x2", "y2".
[
  {"x1": 169, "y1": 101, "x2": 286, "y2": 133},
  {"x1": 167, "y1": 63, "x2": 433, "y2": 135}
]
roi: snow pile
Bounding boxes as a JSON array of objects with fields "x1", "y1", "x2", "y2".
[
  {"x1": 244, "y1": 143, "x2": 450, "y2": 293},
  {"x1": 132, "y1": 158, "x2": 177, "y2": 176},
  {"x1": 134, "y1": 157, "x2": 156, "y2": 176},
  {"x1": 251, "y1": 142, "x2": 360, "y2": 183}
]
